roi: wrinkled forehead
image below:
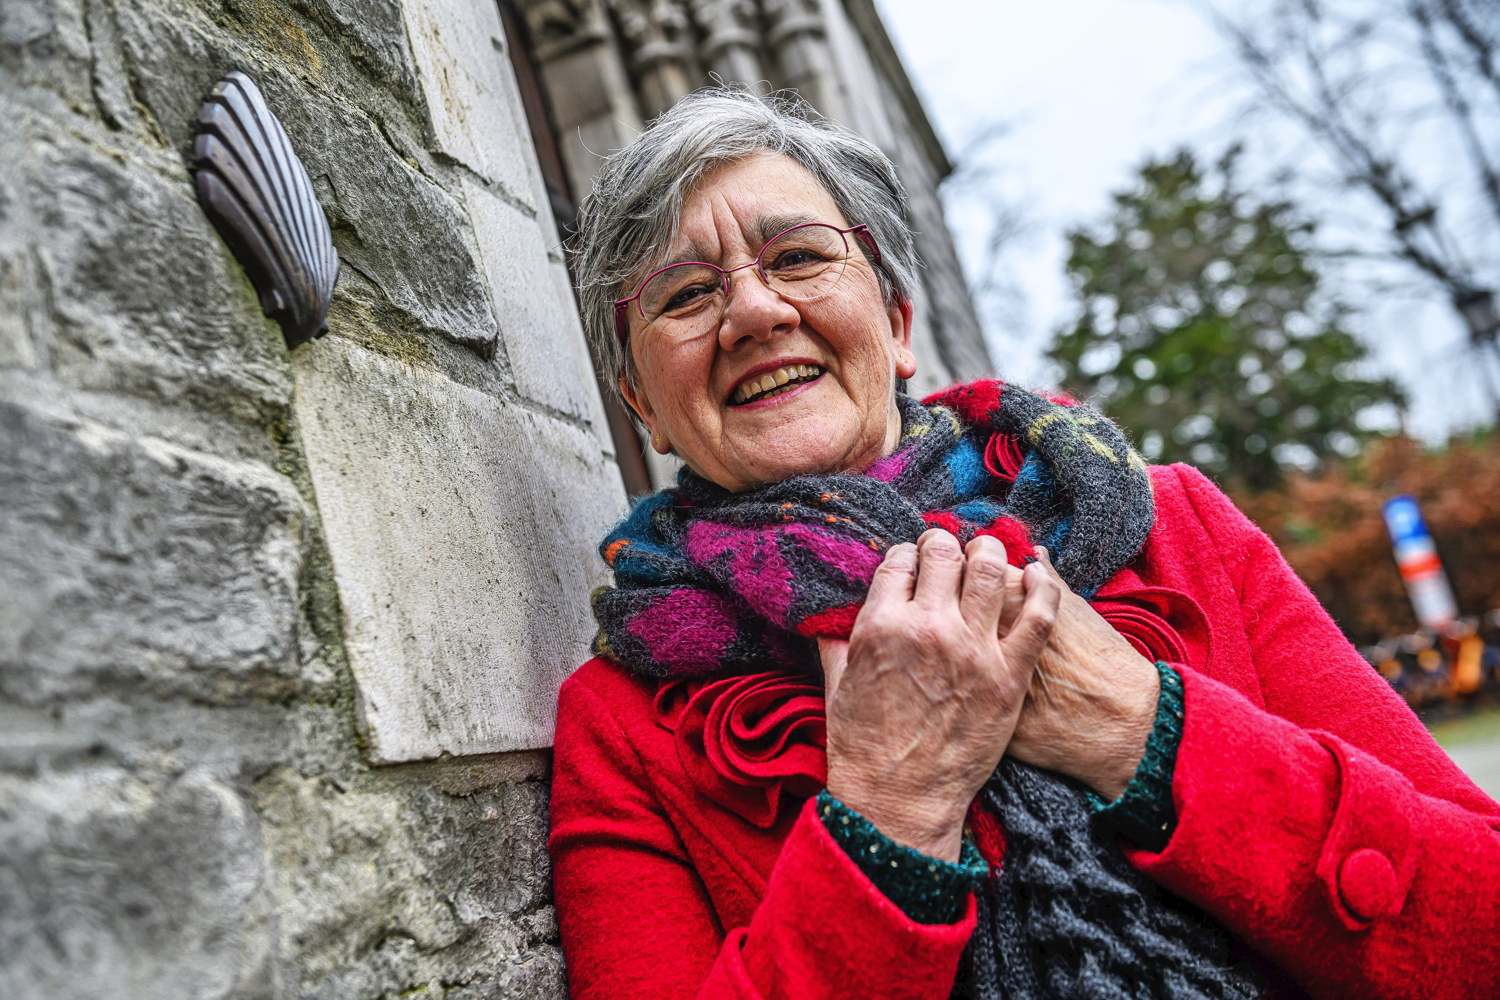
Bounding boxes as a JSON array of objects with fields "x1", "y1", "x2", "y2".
[{"x1": 662, "y1": 154, "x2": 850, "y2": 268}]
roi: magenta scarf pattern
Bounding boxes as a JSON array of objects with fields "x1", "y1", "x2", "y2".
[{"x1": 591, "y1": 380, "x2": 1155, "y2": 679}]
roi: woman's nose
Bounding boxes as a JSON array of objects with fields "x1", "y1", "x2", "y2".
[{"x1": 717, "y1": 267, "x2": 802, "y2": 348}]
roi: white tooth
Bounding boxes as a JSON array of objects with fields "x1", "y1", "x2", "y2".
[{"x1": 774, "y1": 367, "x2": 790, "y2": 385}]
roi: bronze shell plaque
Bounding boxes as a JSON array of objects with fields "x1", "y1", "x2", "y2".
[{"x1": 193, "y1": 71, "x2": 339, "y2": 349}]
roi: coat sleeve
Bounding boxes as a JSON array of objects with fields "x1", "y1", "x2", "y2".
[
  {"x1": 548, "y1": 674, "x2": 975, "y2": 1000},
  {"x1": 1127, "y1": 464, "x2": 1500, "y2": 1000}
]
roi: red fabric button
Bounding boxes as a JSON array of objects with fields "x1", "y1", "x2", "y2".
[{"x1": 1338, "y1": 848, "x2": 1400, "y2": 921}]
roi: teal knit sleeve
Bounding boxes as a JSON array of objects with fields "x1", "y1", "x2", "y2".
[
  {"x1": 817, "y1": 791, "x2": 987, "y2": 925},
  {"x1": 1092, "y1": 660, "x2": 1184, "y2": 853}
]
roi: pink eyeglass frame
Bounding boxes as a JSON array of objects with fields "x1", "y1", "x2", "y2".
[{"x1": 613, "y1": 222, "x2": 881, "y2": 342}]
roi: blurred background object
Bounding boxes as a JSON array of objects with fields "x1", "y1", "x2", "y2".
[{"x1": 880, "y1": 0, "x2": 1500, "y2": 443}]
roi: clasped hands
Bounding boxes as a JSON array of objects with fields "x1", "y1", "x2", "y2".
[{"x1": 820, "y1": 529, "x2": 1160, "y2": 862}]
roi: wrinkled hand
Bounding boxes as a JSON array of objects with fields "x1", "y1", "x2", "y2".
[
  {"x1": 820, "y1": 530, "x2": 1060, "y2": 862},
  {"x1": 1004, "y1": 549, "x2": 1160, "y2": 801}
]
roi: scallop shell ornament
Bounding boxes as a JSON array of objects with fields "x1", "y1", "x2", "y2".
[{"x1": 193, "y1": 71, "x2": 339, "y2": 349}]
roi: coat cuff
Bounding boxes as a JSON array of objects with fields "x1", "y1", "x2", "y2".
[
  {"x1": 724, "y1": 798, "x2": 977, "y2": 1000},
  {"x1": 1093, "y1": 660, "x2": 1184, "y2": 852},
  {"x1": 817, "y1": 791, "x2": 987, "y2": 924}
]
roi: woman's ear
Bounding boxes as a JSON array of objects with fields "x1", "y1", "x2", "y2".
[
  {"x1": 890, "y1": 298, "x2": 916, "y2": 379},
  {"x1": 618, "y1": 375, "x2": 672, "y2": 454}
]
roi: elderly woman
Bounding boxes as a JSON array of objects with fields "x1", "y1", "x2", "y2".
[{"x1": 548, "y1": 90, "x2": 1500, "y2": 1000}]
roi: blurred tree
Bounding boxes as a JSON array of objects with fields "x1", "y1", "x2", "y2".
[
  {"x1": 1049, "y1": 147, "x2": 1404, "y2": 491},
  {"x1": 1210, "y1": 0, "x2": 1500, "y2": 424},
  {"x1": 1238, "y1": 430, "x2": 1500, "y2": 645}
]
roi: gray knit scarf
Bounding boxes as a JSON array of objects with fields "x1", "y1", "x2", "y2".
[{"x1": 960, "y1": 760, "x2": 1263, "y2": 999}]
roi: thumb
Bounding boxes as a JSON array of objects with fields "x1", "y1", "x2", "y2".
[{"x1": 817, "y1": 636, "x2": 850, "y2": 699}]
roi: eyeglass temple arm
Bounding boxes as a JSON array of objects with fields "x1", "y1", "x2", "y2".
[
  {"x1": 614, "y1": 301, "x2": 632, "y2": 342},
  {"x1": 849, "y1": 225, "x2": 881, "y2": 265}
]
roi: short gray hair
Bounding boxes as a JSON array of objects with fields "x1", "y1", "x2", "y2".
[{"x1": 570, "y1": 88, "x2": 920, "y2": 395}]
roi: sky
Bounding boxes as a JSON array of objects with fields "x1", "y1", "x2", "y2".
[{"x1": 876, "y1": 0, "x2": 1500, "y2": 442}]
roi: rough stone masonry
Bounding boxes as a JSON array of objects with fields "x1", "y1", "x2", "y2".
[{"x1": 0, "y1": 0, "x2": 630, "y2": 996}]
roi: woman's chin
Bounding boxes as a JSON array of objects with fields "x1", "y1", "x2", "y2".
[
  {"x1": 706, "y1": 382, "x2": 895, "y2": 487},
  {"x1": 720, "y1": 425, "x2": 881, "y2": 486}
]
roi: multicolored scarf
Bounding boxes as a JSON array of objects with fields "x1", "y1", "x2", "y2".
[{"x1": 592, "y1": 380, "x2": 1155, "y2": 679}]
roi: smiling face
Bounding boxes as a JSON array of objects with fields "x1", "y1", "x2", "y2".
[{"x1": 618, "y1": 154, "x2": 916, "y2": 493}]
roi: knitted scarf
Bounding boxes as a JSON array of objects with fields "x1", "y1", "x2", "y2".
[
  {"x1": 591, "y1": 380, "x2": 1258, "y2": 998},
  {"x1": 964, "y1": 759, "x2": 1262, "y2": 1000},
  {"x1": 593, "y1": 381, "x2": 1154, "y2": 676}
]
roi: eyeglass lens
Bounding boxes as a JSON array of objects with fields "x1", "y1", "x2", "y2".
[{"x1": 636, "y1": 224, "x2": 855, "y2": 338}]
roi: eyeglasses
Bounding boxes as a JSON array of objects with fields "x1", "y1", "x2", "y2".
[{"x1": 613, "y1": 222, "x2": 881, "y2": 343}]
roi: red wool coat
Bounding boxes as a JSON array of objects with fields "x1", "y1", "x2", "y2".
[{"x1": 549, "y1": 464, "x2": 1500, "y2": 1000}]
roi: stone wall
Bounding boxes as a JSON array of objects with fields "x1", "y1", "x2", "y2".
[{"x1": 0, "y1": 0, "x2": 625, "y2": 995}]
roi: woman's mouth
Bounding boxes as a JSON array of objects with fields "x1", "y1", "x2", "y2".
[{"x1": 730, "y1": 364, "x2": 824, "y2": 405}]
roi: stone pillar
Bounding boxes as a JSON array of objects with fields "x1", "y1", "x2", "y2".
[
  {"x1": 610, "y1": 0, "x2": 697, "y2": 119},
  {"x1": 298, "y1": 0, "x2": 628, "y2": 763},
  {"x1": 517, "y1": 0, "x2": 644, "y2": 201},
  {"x1": 764, "y1": 0, "x2": 846, "y2": 121},
  {"x1": 689, "y1": 0, "x2": 766, "y2": 89}
]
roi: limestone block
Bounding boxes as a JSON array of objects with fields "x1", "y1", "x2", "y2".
[
  {"x1": 311, "y1": 101, "x2": 502, "y2": 351},
  {"x1": 292, "y1": 338, "x2": 626, "y2": 762},
  {"x1": 255, "y1": 766, "x2": 562, "y2": 997},
  {"x1": 4, "y1": 104, "x2": 294, "y2": 422},
  {"x1": 0, "y1": 766, "x2": 271, "y2": 1000},
  {"x1": 402, "y1": 0, "x2": 539, "y2": 209},
  {"x1": 0, "y1": 388, "x2": 308, "y2": 706},
  {"x1": 462, "y1": 180, "x2": 602, "y2": 422}
]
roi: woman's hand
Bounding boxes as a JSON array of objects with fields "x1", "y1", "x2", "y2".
[
  {"x1": 820, "y1": 529, "x2": 1060, "y2": 862},
  {"x1": 1004, "y1": 549, "x2": 1160, "y2": 801}
]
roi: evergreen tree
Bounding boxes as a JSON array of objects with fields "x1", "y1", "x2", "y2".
[{"x1": 1048, "y1": 148, "x2": 1404, "y2": 492}]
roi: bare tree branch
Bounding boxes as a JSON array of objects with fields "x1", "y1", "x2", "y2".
[
  {"x1": 1211, "y1": 4, "x2": 1471, "y2": 292},
  {"x1": 1434, "y1": 0, "x2": 1500, "y2": 106},
  {"x1": 1410, "y1": 0, "x2": 1500, "y2": 227}
]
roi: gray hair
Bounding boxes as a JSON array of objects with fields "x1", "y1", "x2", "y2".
[{"x1": 570, "y1": 88, "x2": 920, "y2": 395}]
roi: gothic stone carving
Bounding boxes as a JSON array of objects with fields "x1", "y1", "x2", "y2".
[
  {"x1": 764, "y1": 0, "x2": 841, "y2": 119},
  {"x1": 522, "y1": 0, "x2": 611, "y2": 62},
  {"x1": 610, "y1": 0, "x2": 695, "y2": 116},
  {"x1": 688, "y1": 0, "x2": 764, "y2": 88}
]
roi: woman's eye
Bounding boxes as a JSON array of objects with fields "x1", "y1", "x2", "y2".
[
  {"x1": 663, "y1": 284, "x2": 716, "y2": 312},
  {"x1": 768, "y1": 248, "x2": 827, "y2": 271}
]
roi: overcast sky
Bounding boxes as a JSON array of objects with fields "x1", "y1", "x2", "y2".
[{"x1": 877, "y1": 0, "x2": 1499, "y2": 442}]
